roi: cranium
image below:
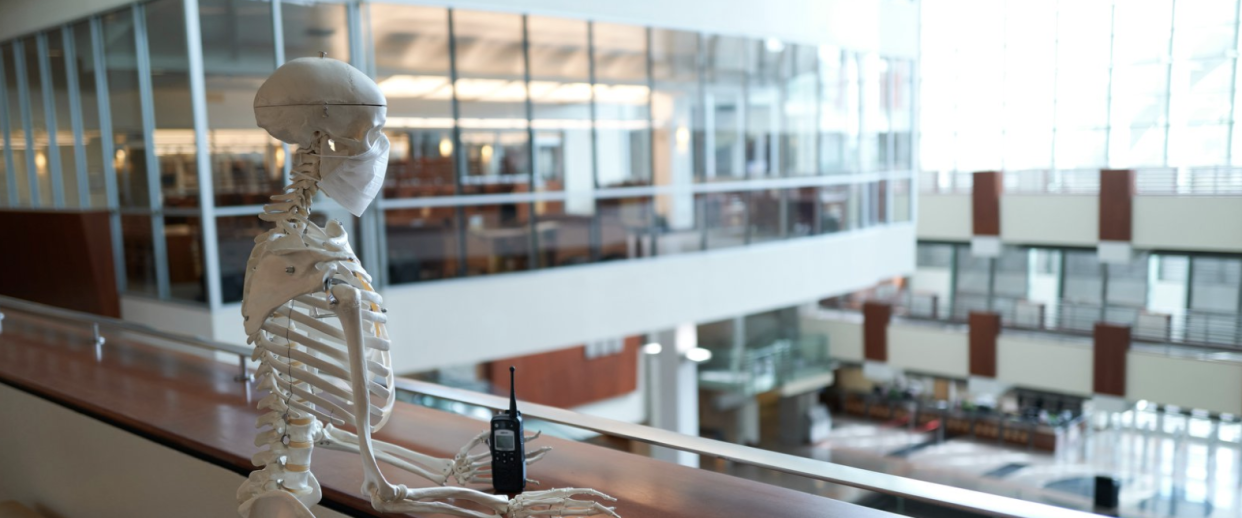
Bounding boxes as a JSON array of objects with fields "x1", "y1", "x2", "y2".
[{"x1": 254, "y1": 56, "x2": 389, "y2": 216}]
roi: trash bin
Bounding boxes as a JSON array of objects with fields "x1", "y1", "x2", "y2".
[{"x1": 1094, "y1": 475, "x2": 1120, "y2": 509}]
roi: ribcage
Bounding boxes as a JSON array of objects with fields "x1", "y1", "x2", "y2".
[{"x1": 253, "y1": 266, "x2": 396, "y2": 432}]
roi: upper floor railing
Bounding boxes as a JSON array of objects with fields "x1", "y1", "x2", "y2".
[
  {"x1": 920, "y1": 167, "x2": 1242, "y2": 196},
  {"x1": 894, "y1": 291, "x2": 1242, "y2": 352},
  {"x1": 696, "y1": 335, "x2": 834, "y2": 395}
]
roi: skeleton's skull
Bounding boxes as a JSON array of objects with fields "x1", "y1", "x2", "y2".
[{"x1": 254, "y1": 56, "x2": 389, "y2": 216}]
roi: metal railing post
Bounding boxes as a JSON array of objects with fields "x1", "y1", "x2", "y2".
[
  {"x1": 235, "y1": 354, "x2": 252, "y2": 382},
  {"x1": 93, "y1": 322, "x2": 104, "y2": 360}
]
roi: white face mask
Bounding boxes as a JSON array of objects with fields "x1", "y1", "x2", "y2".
[{"x1": 317, "y1": 132, "x2": 390, "y2": 217}]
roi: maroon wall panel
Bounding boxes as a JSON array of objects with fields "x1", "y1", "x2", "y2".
[
  {"x1": 487, "y1": 336, "x2": 641, "y2": 408},
  {"x1": 1099, "y1": 169, "x2": 1135, "y2": 242},
  {"x1": 1093, "y1": 323, "x2": 1131, "y2": 397},
  {"x1": 972, "y1": 171, "x2": 1002, "y2": 236},
  {"x1": 0, "y1": 210, "x2": 119, "y2": 317},
  {"x1": 969, "y1": 312, "x2": 1001, "y2": 377},
  {"x1": 863, "y1": 302, "x2": 892, "y2": 362}
]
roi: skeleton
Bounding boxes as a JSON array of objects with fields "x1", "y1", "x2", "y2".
[{"x1": 236, "y1": 56, "x2": 620, "y2": 518}]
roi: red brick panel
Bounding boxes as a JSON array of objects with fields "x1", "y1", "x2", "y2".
[
  {"x1": 969, "y1": 312, "x2": 1001, "y2": 377},
  {"x1": 863, "y1": 302, "x2": 892, "y2": 362},
  {"x1": 1093, "y1": 323, "x2": 1131, "y2": 396},
  {"x1": 1099, "y1": 169, "x2": 1135, "y2": 242},
  {"x1": 972, "y1": 171, "x2": 1002, "y2": 236},
  {"x1": 487, "y1": 336, "x2": 640, "y2": 408},
  {"x1": 0, "y1": 210, "x2": 119, "y2": 317}
]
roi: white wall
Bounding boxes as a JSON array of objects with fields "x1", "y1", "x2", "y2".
[
  {"x1": 1127, "y1": 351, "x2": 1242, "y2": 415},
  {"x1": 996, "y1": 334, "x2": 1094, "y2": 396},
  {"x1": 802, "y1": 313, "x2": 864, "y2": 362},
  {"x1": 0, "y1": 384, "x2": 348, "y2": 518},
  {"x1": 918, "y1": 193, "x2": 1242, "y2": 252},
  {"x1": 916, "y1": 194, "x2": 971, "y2": 241},
  {"x1": 1000, "y1": 195, "x2": 1097, "y2": 246},
  {"x1": 887, "y1": 323, "x2": 969, "y2": 378},
  {"x1": 1133, "y1": 197, "x2": 1242, "y2": 253},
  {"x1": 378, "y1": 225, "x2": 915, "y2": 372},
  {"x1": 198, "y1": 225, "x2": 914, "y2": 373},
  {"x1": 911, "y1": 267, "x2": 952, "y2": 313}
]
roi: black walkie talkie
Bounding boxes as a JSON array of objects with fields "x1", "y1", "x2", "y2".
[{"x1": 490, "y1": 366, "x2": 526, "y2": 494}]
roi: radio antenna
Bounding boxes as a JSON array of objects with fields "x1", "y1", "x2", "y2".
[{"x1": 508, "y1": 366, "x2": 518, "y2": 416}]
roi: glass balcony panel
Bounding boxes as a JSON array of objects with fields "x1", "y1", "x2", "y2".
[
  {"x1": 165, "y1": 215, "x2": 205, "y2": 302},
  {"x1": 597, "y1": 195, "x2": 653, "y2": 260},
  {"x1": 385, "y1": 206, "x2": 462, "y2": 284},
  {"x1": 461, "y1": 201, "x2": 532, "y2": 276},
  {"x1": 122, "y1": 213, "x2": 157, "y2": 296},
  {"x1": 702, "y1": 191, "x2": 746, "y2": 250}
]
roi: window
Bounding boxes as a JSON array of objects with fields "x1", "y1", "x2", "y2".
[
  {"x1": 593, "y1": 23, "x2": 650, "y2": 187},
  {"x1": 102, "y1": 9, "x2": 149, "y2": 209},
  {"x1": 702, "y1": 35, "x2": 746, "y2": 181},
  {"x1": 200, "y1": 0, "x2": 282, "y2": 208}
]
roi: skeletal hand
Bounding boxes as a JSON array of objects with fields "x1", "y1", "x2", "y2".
[
  {"x1": 506, "y1": 488, "x2": 620, "y2": 518},
  {"x1": 449, "y1": 430, "x2": 551, "y2": 486}
]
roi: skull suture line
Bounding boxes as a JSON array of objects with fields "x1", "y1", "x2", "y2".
[{"x1": 237, "y1": 56, "x2": 620, "y2": 518}]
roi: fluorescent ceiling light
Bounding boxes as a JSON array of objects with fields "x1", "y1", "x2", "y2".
[{"x1": 685, "y1": 347, "x2": 712, "y2": 363}]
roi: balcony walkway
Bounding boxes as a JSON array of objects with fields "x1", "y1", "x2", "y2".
[{"x1": 0, "y1": 310, "x2": 891, "y2": 518}]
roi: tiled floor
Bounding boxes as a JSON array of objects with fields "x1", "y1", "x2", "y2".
[{"x1": 713, "y1": 414, "x2": 1242, "y2": 518}]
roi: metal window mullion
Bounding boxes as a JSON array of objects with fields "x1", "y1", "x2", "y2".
[
  {"x1": 63, "y1": 27, "x2": 90, "y2": 208},
  {"x1": 858, "y1": 54, "x2": 866, "y2": 175},
  {"x1": 1163, "y1": 0, "x2": 1177, "y2": 167},
  {"x1": 1104, "y1": 1, "x2": 1118, "y2": 167},
  {"x1": 447, "y1": 9, "x2": 468, "y2": 277},
  {"x1": 1226, "y1": 0, "x2": 1242, "y2": 166},
  {"x1": 522, "y1": 15, "x2": 539, "y2": 269},
  {"x1": 1050, "y1": 1, "x2": 1062, "y2": 171},
  {"x1": 0, "y1": 47, "x2": 16, "y2": 206},
  {"x1": 91, "y1": 17, "x2": 126, "y2": 291},
  {"x1": 645, "y1": 27, "x2": 656, "y2": 187},
  {"x1": 741, "y1": 41, "x2": 752, "y2": 245},
  {"x1": 14, "y1": 39, "x2": 39, "y2": 206},
  {"x1": 363, "y1": 1, "x2": 384, "y2": 286},
  {"x1": 183, "y1": 0, "x2": 221, "y2": 309},
  {"x1": 885, "y1": 58, "x2": 895, "y2": 224},
  {"x1": 36, "y1": 33, "x2": 65, "y2": 208},
  {"x1": 775, "y1": 49, "x2": 788, "y2": 238},
  {"x1": 644, "y1": 26, "x2": 657, "y2": 255},
  {"x1": 133, "y1": 5, "x2": 170, "y2": 300},
  {"x1": 814, "y1": 46, "x2": 824, "y2": 177},
  {"x1": 696, "y1": 33, "x2": 709, "y2": 248},
  {"x1": 587, "y1": 21, "x2": 601, "y2": 262},
  {"x1": 772, "y1": 50, "x2": 784, "y2": 178},
  {"x1": 271, "y1": 0, "x2": 291, "y2": 185},
  {"x1": 911, "y1": 0, "x2": 922, "y2": 226},
  {"x1": 346, "y1": 1, "x2": 382, "y2": 286}
]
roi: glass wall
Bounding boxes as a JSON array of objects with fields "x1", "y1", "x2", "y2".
[
  {"x1": 922, "y1": 0, "x2": 1242, "y2": 173},
  {"x1": 0, "y1": 0, "x2": 916, "y2": 307}
]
